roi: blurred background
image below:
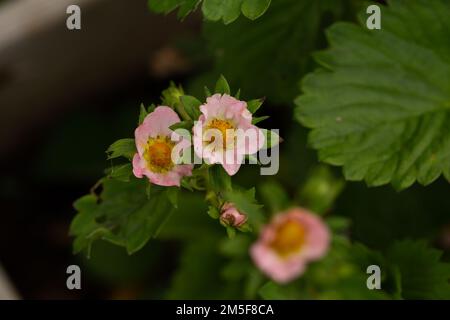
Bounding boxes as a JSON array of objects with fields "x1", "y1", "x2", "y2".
[
  {"x1": 0, "y1": 0, "x2": 204, "y2": 299},
  {"x1": 1, "y1": 0, "x2": 449, "y2": 299}
]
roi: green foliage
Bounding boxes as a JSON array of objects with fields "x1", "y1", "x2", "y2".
[
  {"x1": 387, "y1": 240, "x2": 450, "y2": 299},
  {"x1": 139, "y1": 103, "x2": 148, "y2": 125},
  {"x1": 258, "y1": 180, "x2": 290, "y2": 213},
  {"x1": 295, "y1": 0, "x2": 450, "y2": 189},
  {"x1": 165, "y1": 238, "x2": 239, "y2": 299},
  {"x1": 207, "y1": 205, "x2": 220, "y2": 219},
  {"x1": 166, "y1": 187, "x2": 180, "y2": 208},
  {"x1": 70, "y1": 177, "x2": 176, "y2": 256},
  {"x1": 260, "y1": 128, "x2": 280, "y2": 149},
  {"x1": 148, "y1": 0, "x2": 271, "y2": 24},
  {"x1": 298, "y1": 166, "x2": 345, "y2": 214},
  {"x1": 161, "y1": 82, "x2": 185, "y2": 108},
  {"x1": 148, "y1": 0, "x2": 200, "y2": 20},
  {"x1": 215, "y1": 74, "x2": 231, "y2": 94},
  {"x1": 350, "y1": 240, "x2": 450, "y2": 299},
  {"x1": 106, "y1": 139, "x2": 136, "y2": 161},
  {"x1": 208, "y1": 165, "x2": 232, "y2": 194},
  {"x1": 158, "y1": 192, "x2": 222, "y2": 240},
  {"x1": 251, "y1": 116, "x2": 269, "y2": 125},
  {"x1": 202, "y1": 0, "x2": 350, "y2": 104},
  {"x1": 169, "y1": 120, "x2": 194, "y2": 131},
  {"x1": 180, "y1": 95, "x2": 202, "y2": 119},
  {"x1": 241, "y1": 0, "x2": 271, "y2": 20},
  {"x1": 67, "y1": 2, "x2": 450, "y2": 299},
  {"x1": 106, "y1": 163, "x2": 133, "y2": 182},
  {"x1": 247, "y1": 98, "x2": 264, "y2": 114}
]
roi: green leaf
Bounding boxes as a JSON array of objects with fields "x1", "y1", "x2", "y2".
[
  {"x1": 237, "y1": 223, "x2": 252, "y2": 233},
  {"x1": 207, "y1": 205, "x2": 220, "y2": 219},
  {"x1": 70, "y1": 178, "x2": 174, "y2": 256},
  {"x1": 166, "y1": 187, "x2": 180, "y2": 208},
  {"x1": 387, "y1": 240, "x2": 450, "y2": 299},
  {"x1": 70, "y1": 195, "x2": 98, "y2": 237},
  {"x1": 178, "y1": 0, "x2": 202, "y2": 19},
  {"x1": 260, "y1": 129, "x2": 280, "y2": 149},
  {"x1": 215, "y1": 74, "x2": 231, "y2": 95},
  {"x1": 70, "y1": 195, "x2": 103, "y2": 257},
  {"x1": 180, "y1": 176, "x2": 194, "y2": 191},
  {"x1": 202, "y1": 0, "x2": 243, "y2": 24},
  {"x1": 138, "y1": 103, "x2": 148, "y2": 125},
  {"x1": 209, "y1": 165, "x2": 232, "y2": 193},
  {"x1": 247, "y1": 98, "x2": 264, "y2": 114},
  {"x1": 170, "y1": 120, "x2": 194, "y2": 131},
  {"x1": 326, "y1": 216, "x2": 350, "y2": 233},
  {"x1": 124, "y1": 192, "x2": 174, "y2": 254},
  {"x1": 295, "y1": 0, "x2": 450, "y2": 189},
  {"x1": 106, "y1": 163, "x2": 133, "y2": 182},
  {"x1": 180, "y1": 95, "x2": 202, "y2": 119},
  {"x1": 145, "y1": 182, "x2": 152, "y2": 199},
  {"x1": 252, "y1": 116, "x2": 269, "y2": 125},
  {"x1": 226, "y1": 226, "x2": 236, "y2": 238},
  {"x1": 106, "y1": 138, "x2": 136, "y2": 160},
  {"x1": 161, "y1": 81, "x2": 184, "y2": 108},
  {"x1": 244, "y1": 268, "x2": 265, "y2": 299},
  {"x1": 149, "y1": 0, "x2": 271, "y2": 23},
  {"x1": 241, "y1": 0, "x2": 271, "y2": 20},
  {"x1": 350, "y1": 243, "x2": 386, "y2": 272},
  {"x1": 147, "y1": 103, "x2": 156, "y2": 113},
  {"x1": 204, "y1": 86, "x2": 212, "y2": 97}
]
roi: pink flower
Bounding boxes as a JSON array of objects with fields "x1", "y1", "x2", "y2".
[
  {"x1": 132, "y1": 106, "x2": 193, "y2": 186},
  {"x1": 193, "y1": 94, "x2": 265, "y2": 176},
  {"x1": 250, "y1": 207, "x2": 330, "y2": 284},
  {"x1": 220, "y1": 202, "x2": 247, "y2": 227}
]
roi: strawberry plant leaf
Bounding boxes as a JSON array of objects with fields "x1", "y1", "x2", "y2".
[
  {"x1": 295, "y1": 0, "x2": 450, "y2": 189},
  {"x1": 148, "y1": 0, "x2": 272, "y2": 23}
]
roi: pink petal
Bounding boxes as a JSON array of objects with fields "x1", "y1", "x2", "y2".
[
  {"x1": 222, "y1": 152, "x2": 243, "y2": 176},
  {"x1": 132, "y1": 153, "x2": 145, "y2": 178},
  {"x1": 250, "y1": 207, "x2": 330, "y2": 284},
  {"x1": 174, "y1": 164, "x2": 194, "y2": 177},
  {"x1": 250, "y1": 243, "x2": 307, "y2": 284},
  {"x1": 235, "y1": 126, "x2": 265, "y2": 155},
  {"x1": 135, "y1": 106, "x2": 180, "y2": 155},
  {"x1": 146, "y1": 171, "x2": 182, "y2": 187}
]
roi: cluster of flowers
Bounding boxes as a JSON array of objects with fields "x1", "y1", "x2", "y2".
[
  {"x1": 131, "y1": 92, "x2": 329, "y2": 283},
  {"x1": 132, "y1": 93, "x2": 264, "y2": 186}
]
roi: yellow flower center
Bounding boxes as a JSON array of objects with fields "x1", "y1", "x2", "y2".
[
  {"x1": 206, "y1": 118, "x2": 235, "y2": 147},
  {"x1": 144, "y1": 136, "x2": 174, "y2": 173},
  {"x1": 270, "y1": 220, "x2": 306, "y2": 258}
]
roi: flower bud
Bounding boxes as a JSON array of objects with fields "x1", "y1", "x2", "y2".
[{"x1": 220, "y1": 202, "x2": 247, "y2": 227}]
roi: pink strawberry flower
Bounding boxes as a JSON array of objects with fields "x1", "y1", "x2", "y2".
[
  {"x1": 132, "y1": 106, "x2": 193, "y2": 186},
  {"x1": 220, "y1": 202, "x2": 247, "y2": 227},
  {"x1": 250, "y1": 207, "x2": 330, "y2": 284},
  {"x1": 193, "y1": 94, "x2": 265, "y2": 176}
]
